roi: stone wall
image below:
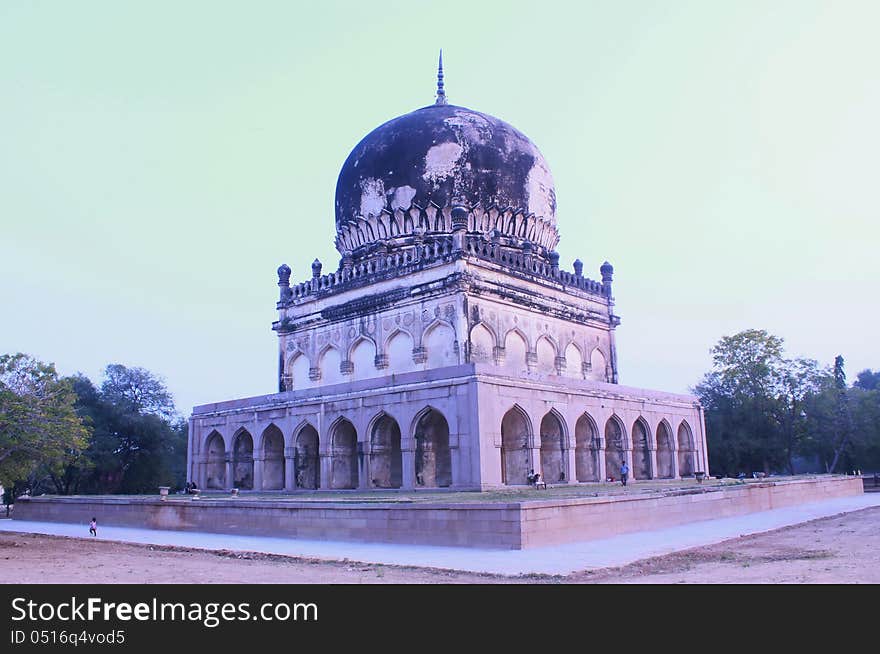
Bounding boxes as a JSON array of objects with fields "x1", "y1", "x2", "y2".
[
  {"x1": 189, "y1": 365, "x2": 707, "y2": 492},
  {"x1": 517, "y1": 475, "x2": 863, "y2": 548},
  {"x1": 13, "y1": 476, "x2": 861, "y2": 550}
]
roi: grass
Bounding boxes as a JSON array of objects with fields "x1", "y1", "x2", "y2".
[{"x1": 25, "y1": 474, "x2": 837, "y2": 505}]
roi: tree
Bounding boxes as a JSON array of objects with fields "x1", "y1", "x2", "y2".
[
  {"x1": 827, "y1": 356, "x2": 853, "y2": 473},
  {"x1": 100, "y1": 364, "x2": 176, "y2": 420},
  {"x1": 0, "y1": 353, "x2": 90, "y2": 490},
  {"x1": 803, "y1": 358, "x2": 880, "y2": 473},
  {"x1": 693, "y1": 330, "x2": 827, "y2": 476},
  {"x1": 854, "y1": 369, "x2": 880, "y2": 391},
  {"x1": 694, "y1": 330, "x2": 787, "y2": 476},
  {"x1": 774, "y1": 357, "x2": 828, "y2": 475},
  {"x1": 58, "y1": 365, "x2": 186, "y2": 494}
]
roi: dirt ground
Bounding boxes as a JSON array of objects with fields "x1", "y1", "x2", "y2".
[{"x1": 1, "y1": 506, "x2": 878, "y2": 584}]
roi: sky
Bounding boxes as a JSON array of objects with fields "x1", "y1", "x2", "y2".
[{"x1": 2, "y1": 1, "x2": 878, "y2": 416}]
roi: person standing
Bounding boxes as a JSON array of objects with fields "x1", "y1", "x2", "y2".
[
  {"x1": 620, "y1": 461, "x2": 629, "y2": 486},
  {"x1": 89, "y1": 517, "x2": 97, "y2": 537}
]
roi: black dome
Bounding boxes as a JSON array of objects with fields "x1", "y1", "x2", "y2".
[{"x1": 334, "y1": 104, "x2": 556, "y2": 229}]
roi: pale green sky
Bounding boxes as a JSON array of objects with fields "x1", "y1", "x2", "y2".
[{"x1": 2, "y1": 1, "x2": 877, "y2": 413}]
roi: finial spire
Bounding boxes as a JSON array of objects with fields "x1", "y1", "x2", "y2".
[{"x1": 436, "y1": 49, "x2": 447, "y2": 105}]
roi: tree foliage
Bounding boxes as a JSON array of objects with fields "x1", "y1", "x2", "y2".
[
  {"x1": 100, "y1": 364, "x2": 176, "y2": 420},
  {"x1": 2, "y1": 357, "x2": 186, "y2": 496},
  {"x1": 695, "y1": 332, "x2": 880, "y2": 476},
  {"x1": 60, "y1": 365, "x2": 187, "y2": 494},
  {"x1": 0, "y1": 354, "x2": 90, "y2": 489},
  {"x1": 854, "y1": 369, "x2": 880, "y2": 391}
]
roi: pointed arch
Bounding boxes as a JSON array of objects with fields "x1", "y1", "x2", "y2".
[
  {"x1": 349, "y1": 336, "x2": 377, "y2": 380},
  {"x1": 412, "y1": 406, "x2": 452, "y2": 488},
  {"x1": 590, "y1": 347, "x2": 608, "y2": 382},
  {"x1": 575, "y1": 413, "x2": 600, "y2": 481},
  {"x1": 503, "y1": 328, "x2": 529, "y2": 372},
  {"x1": 287, "y1": 352, "x2": 311, "y2": 390},
  {"x1": 501, "y1": 404, "x2": 532, "y2": 485},
  {"x1": 293, "y1": 421, "x2": 320, "y2": 489},
  {"x1": 535, "y1": 335, "x2": 557, "y2": 374},
  {"x1": 631, "y1": 417, "x2": 652, "y2": 480},
  {"x1": 539, "y1": 409, "x2": 568, "y2": 483},
  {"x1": 604, "y1": 415, "x2": 626, "y2": 480},
  {"x1": 232, "y1": 428, "x2": 254, "y2": 490},
  {"x1": 656, "y1": 419, "x2": 674, "y2": 479},
  {"x1": 330, "y1": 417, "x2": 358, "y2": 489},
  {"x1": 677, "y1": 420, "x2": 695, "y2": 477},
  {"x1": 423, "y1": 319, "x2": 457, "y2": 368},
  {"x1": 369, "y1": 412, "x2": 402, "y2": 488},
  {"x1": 205, "y1": 430, "x2": 226, "y2": 490},
  {"x1": 469, "y1": 322, "x2": 496, "y2": 363},
  {"x1": 385, "y1": 329, "x2": 415, "y2": 373},
  {"x1": 260, "y1": 423, "x2": 285, "y2": 490},
  {"x1": 564, "y1": 342, "x2": 584, "y2": 379},
  {"x1": 318, "y1": 345, "x2": 343, "y2": 386}
]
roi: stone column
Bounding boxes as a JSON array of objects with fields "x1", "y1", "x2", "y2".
[
  {"x1": 671, "y1": 441, "x2": 681, "y2": 479},
  {"x1": 648, "y1": 447, "x2": 658, "y2": 481},
  {"x1": 401, "y1": 448, "x2": 415, "y2": 490},
  {"x1": 623, "y1": 443, "x2": 634, "y2": 484},
  {"x1": 196, "y1": 454, "x2": 207, "y2": 490},
  {"x1": 319, "y1": 454, "x2": 331, "y2": 490},
  {"x1": 284, "y1": 447, "x2": 296, "y2": 491},
  {"x1": 449, "y1": 446, "x2": 460, "y2": 488},
  {"x1": 698, "y1": 406, "x2": 710, "y2": 473},
  {"x1": 597, "y1": 441, "x2": 607, "y2": 482},
  {"x1": 565, "y1": 445, "x2": 577, "y2": 484},
  {"x1": 358, "y1": 441, "x2": 369, "y2": 490},
  {"x1": 253, "y1": 454, "x2": 264, "y2": 491},
  {"x1": 186, "y1": 418, "x2": 196, "y2": 485},
  {"x1": 225, "y1": 458, "x2": 234, "y2": 491}
]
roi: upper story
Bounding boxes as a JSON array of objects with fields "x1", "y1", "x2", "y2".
[{"x1": 271, "y1": 59, "x2": 621, "y2": 392}]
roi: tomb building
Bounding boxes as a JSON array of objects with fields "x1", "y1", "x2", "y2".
[{"x1": 187, "y1": 57, "x2": 708, "y2": 491}]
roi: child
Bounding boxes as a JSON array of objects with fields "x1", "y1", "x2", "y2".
[{"x1": 89, "y1": 517, "x2": 97, "y2": 537}]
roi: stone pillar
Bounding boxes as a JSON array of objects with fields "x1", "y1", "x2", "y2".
[
  {"x1": 253, "y1": 454, "x2": 264, "y2": 491},
  {"x1": 196, "y1": 454, "x2": 207, "y2": 490},
  {"x1": 671, "y1": 443, "x2": 681, "y2": 479},
  {"x1": 565, "y1": 446, "x2": 577, "y2": 484},
  {"x1": 225, "y1": 458, "x2": 234, "y2": 491},
  {"x1": 186, "y1": 418, "x2": 196, "y2": 485},
  {"x1": 698, "y1": 406, "x2": 710, "y2": 473},
  {"x1": 623, "y1": 442, "x2": 634, "y2": 483},
  {"x1": 284, "y1": 447, "x2": 296, "y2": 491},
  {"x1": 530, "y1": 437, "x2": 541, "y2": 483},
  {"x1": 449, "y1": 447, "x2": 460, "y2": 488},
  {"x1": 319, "y1": 454, "x2": 331, "y2": 490},
  {"x1": 358, "y1": 441, "x2": 369, "y2": 490},
  {"x1": 648, "y1": 446, "x2": 657, "y2": 481},
  {"x1": 597, "y1": 441, "x2": 607, "y2": 482},
  {"x1": 401, "y1": 448, "x2": 415, "y2": 489}
]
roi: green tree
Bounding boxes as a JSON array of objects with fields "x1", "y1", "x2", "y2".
[
  {"x1": 60, "y1": 365, "x2": 186, "y2": 494},
  {"x1": 854, "y1": 369, "x2": 880, "y2": 391},
  {"x1": 803, "y1": 358, "x2": 880, "y2": 473},
  {"x1": 694, "y1": 330, "x2": 786, "y2": 476},
  {"x1": 693, "y1": 330, "x2": 827, "y2": 476},
  {"x1": 100, "y1": 364, "x2": 176, "y2": 420},
  {"x1": 775, "y1": 357, "x2": 828, "y2": 475},
  {"x1": 0, "y1": 353, "x2": 90, "y2": 491}
]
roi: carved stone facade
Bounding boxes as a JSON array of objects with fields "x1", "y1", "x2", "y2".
[{"x1": 187, "y1": 70, "x2": 708, "y2": 491}]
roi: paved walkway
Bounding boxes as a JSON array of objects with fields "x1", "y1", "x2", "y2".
[{"x1": 3, "y1": 493, "x2": 879, "y2": 576}]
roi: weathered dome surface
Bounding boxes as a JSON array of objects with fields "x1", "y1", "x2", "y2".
[{"x1": 334, "y1": 104, "x2": 556, "y2": 247}]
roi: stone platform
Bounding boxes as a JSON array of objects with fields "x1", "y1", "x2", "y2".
[{"x1": 12, "y1": 476, "x2": 862, "y2": 550}]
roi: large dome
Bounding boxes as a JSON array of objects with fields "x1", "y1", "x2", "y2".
[{"x1": 334, "y1": 102, "x2": 558, "y2": 257}]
